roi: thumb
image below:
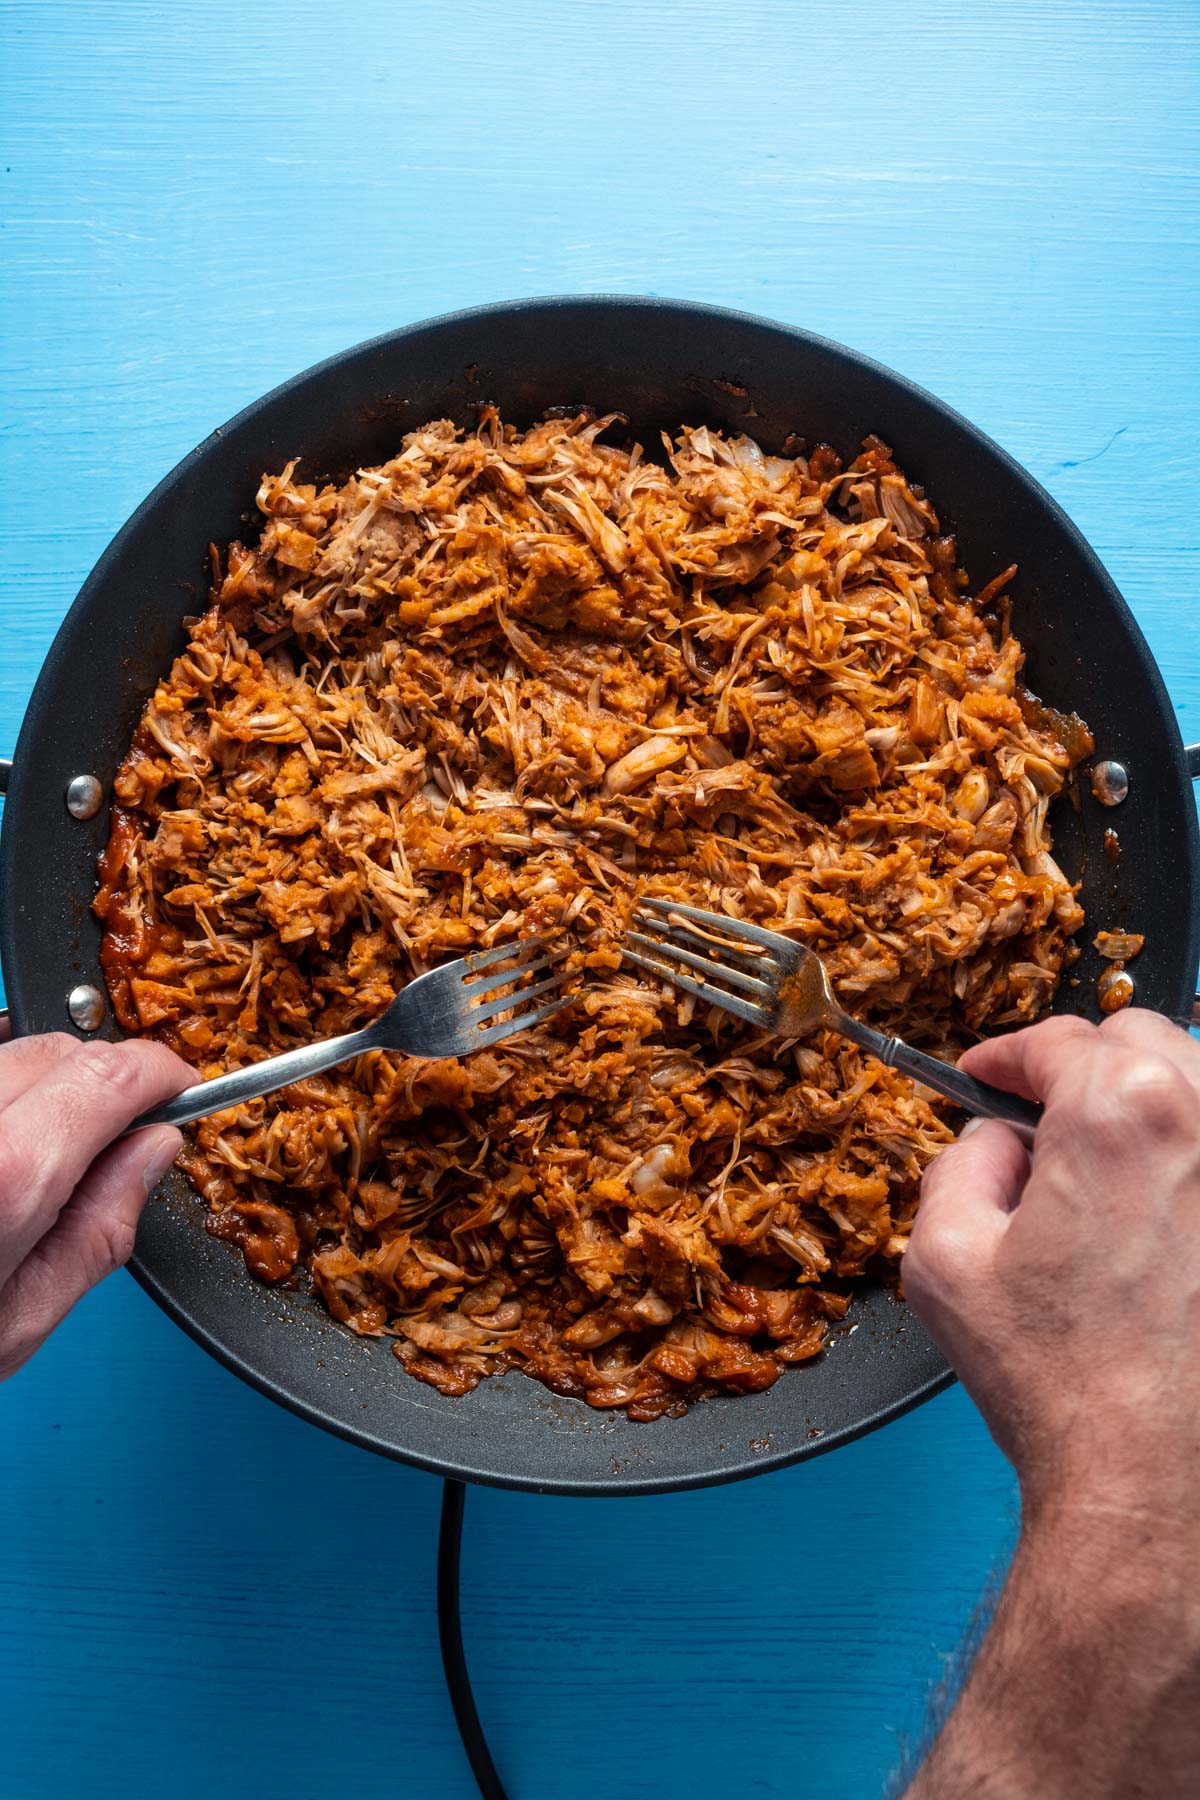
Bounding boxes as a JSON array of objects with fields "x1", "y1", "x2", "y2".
[{"x1": 904, "y1": 1121, "x2": 1030, "y2": 1336}]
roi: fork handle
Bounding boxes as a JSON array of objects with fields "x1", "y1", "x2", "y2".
[
  {"x1": 839, "y1": 1017, "x2": 1043, "y2": 1146},
  {"x1": 125, "y1": 1025, "x2": 378, "y2": 1135}
]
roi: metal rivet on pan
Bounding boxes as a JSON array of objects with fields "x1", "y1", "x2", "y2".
[
  {"x1": 1098, "y1": 967, "x2": 1135, "y2": 1014},
  {"x1": 1090, "y1": 760, "x2": 1129, "y2": 807},
  {"x1": 67, "y1": 984, "x2": 106, "y2": 1032},
  {"x1": 65, "y1": 773, "x2": 104, "y2": 820}
]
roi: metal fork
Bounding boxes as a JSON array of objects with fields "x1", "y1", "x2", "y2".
[
  {"x1": 129, "y1": 934, "x2": 575, "y2": 1133},
  {"x1": 625, "y1": 898, "x2": 1042, "y2": 1143}
]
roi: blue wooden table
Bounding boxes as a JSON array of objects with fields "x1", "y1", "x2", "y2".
[{"x1": 2, "y1": 4, "x2": 1196, "y2": 1795}]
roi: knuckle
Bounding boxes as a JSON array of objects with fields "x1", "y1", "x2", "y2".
[
  {"x1": 0, "y1": 1031, "x2": 76, "y2": 1081},
  {"x1": 1099, "y1": 1006, "x2": 1172, "y2": 1045},
  {"x1": 1097, "y1": 1007, "x2": 1141, "y2": 1041},
  {"x1": 71, "y1": 1040, "x2": 179, "y2": 1114},
  {"x1": 1105, "y1": 1054, "x2": 1191, "y2": 1133},
  {"x1": 97, "y1": 1213, "x2": 138, "y2": 1275},
  {"x1": 0, "y1": 1128, "x2": 27, "y2": 1205},
  {"x1": 36, "y1": 1041, "x2": 147, "y2": 1144},
  {"x1": 1036, "y1": 1015, "x2": 1098, "y2": 1053},
  {"x1": 68, "y1": 1038, "x2": 137, "y2": 1091},
  {"x1": 1086, "y1": 1051, "x2": 1194, "y2": 1130}
]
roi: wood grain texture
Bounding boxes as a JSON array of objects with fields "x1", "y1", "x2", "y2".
[{"x1": 0, "y1": 1, "x2": 1196, "y2": 1795}]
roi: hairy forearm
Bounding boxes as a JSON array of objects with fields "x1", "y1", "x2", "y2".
[{"x1": 906, "y1": 1505, "x2": 1200, "y2": 1799}]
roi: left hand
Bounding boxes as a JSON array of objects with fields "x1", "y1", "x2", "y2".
[{"x1": 0, "y1": 1026, "x2": 191, "y2": 1378}]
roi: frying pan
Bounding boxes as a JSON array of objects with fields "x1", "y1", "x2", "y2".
[{"x1": 2, "y1": 297, "x2": 1197, "y2": 1496}]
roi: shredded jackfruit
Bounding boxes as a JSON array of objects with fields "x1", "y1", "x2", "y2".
[{"x1": 95, "y1": 410, "x2": 1089, "y2": 1419}]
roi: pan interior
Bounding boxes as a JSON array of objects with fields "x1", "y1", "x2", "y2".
[{"x1": 3, "y1": 298, "x2": 1195, "y2": 1492}]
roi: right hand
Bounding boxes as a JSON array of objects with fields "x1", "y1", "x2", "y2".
[
  {"x1": 904, "y1": 1008, "x2": 1200, "y2": 1531},
  {"x1": 0, "y1": 1028, "x2": 192, "y2": 1379}
]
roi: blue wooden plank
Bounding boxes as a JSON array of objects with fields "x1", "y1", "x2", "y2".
[{"x1": 0, "y1": 1, "x2": 1196, "y2": 1795}]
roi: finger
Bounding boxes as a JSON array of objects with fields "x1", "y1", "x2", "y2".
[
  {"x1": 0, "y1": 1038, "x2": 192, "y2": 1288},
  {"x1": 0, "y1": 1011, "x2": 10, "y2": 1045},
  {"x1": 904, "y1": 1121, "x2": 1030, "y2": 1330},
  {"x1": 918, "y1": 1119, "x2": 1031, "y2": 1236},
  {"x1": 0, "y1": 1126, "x2": 180, "y2": 1380},
  {"x1": 1098, "y1": 1007, "x2": 1200, "y2": 1092},
  {"x1": 958, "y1": 1015, "x2": 1100, "y2": 1103},
  {"x1": 0, "y1": 1031, "x2": 81, "y2": 1109}
]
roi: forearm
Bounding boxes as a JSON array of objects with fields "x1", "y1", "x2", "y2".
[{"x1": 906, "y1": 1506, "x2": 1200, "y2": 1799}]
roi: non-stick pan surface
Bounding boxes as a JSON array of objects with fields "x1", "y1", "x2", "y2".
[{"x1": 2, "y1": 298, "x2": 1196, "y2": 1493}]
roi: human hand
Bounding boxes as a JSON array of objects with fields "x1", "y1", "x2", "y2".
[
  {"x1": 0, "y1": 1028, "x2": 191, "y2": 1378},
  {"x1": 904, "y1": 1008, "x2": 1200, "y2": 1529},
  {"x1": 903, "y1": 1013, "x2": 1200, "y2": 1795}
]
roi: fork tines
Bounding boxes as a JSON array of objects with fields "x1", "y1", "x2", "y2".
[
  {"x1": 624, "y1": 898, "x2": 780, "y2": 1030},
  {"x1": 461, "y1": 933, "x2": 576, "y2": 1046},
  {"x1": 461, "y1": 930, "x2": 558, "y2": 985},
  {"x1": 635, "y1": 896, "x2": 786, "y2": 953}
]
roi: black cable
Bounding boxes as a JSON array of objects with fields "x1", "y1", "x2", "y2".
[{"x1": 438, "y1": 1477, "x2": 509, "y2": 1800}]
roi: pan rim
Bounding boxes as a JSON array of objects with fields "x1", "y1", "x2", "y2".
[
  {"x1": 3, "y1": 294, "x2": 1196, "y2": 1493},
  {"x1": 125, "y1": 1251, "x2": 956, "y2": 1496}
]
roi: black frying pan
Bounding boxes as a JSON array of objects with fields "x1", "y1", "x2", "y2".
[{"x1": 2, "y1": 298, "x2": 1197, "y2": 1495}]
